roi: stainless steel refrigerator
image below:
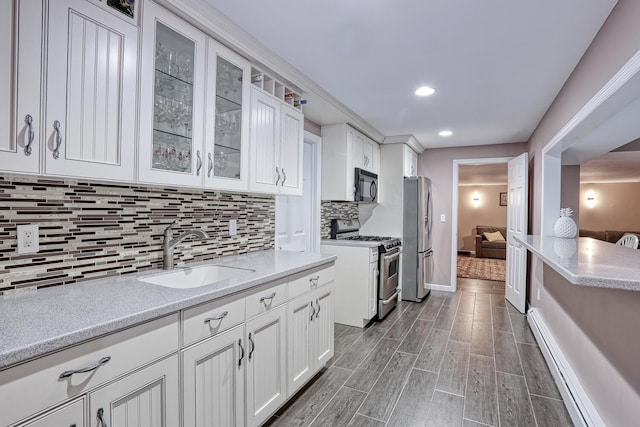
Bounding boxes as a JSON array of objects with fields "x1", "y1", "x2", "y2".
[{"x1": 402, "y1": 176, "x2": 433, "y2": 302}]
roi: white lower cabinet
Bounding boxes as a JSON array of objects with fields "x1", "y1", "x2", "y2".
[
  {"x1": 245, "y1": 304, "x2": 287, "y2": 427},
  {"x1": 16, "y1": 398, "x2": 85, "y2": 427},
  {"x1": 182, "y1": 325, "x2": 245, "y2": 427},
  {"x1": 88, "y1": 354, "x2": 180, "y2": 427},
  {"x1": 312, "y1": 284, "x2": 335, "y2": 369}
]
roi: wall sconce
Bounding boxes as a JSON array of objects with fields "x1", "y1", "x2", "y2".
[
  {"x1": 586, "y1": 189, "x2": 595, "y2": 209},
  {"x1": 472, "y1": 191, "x2": 480, "y2": 208}
]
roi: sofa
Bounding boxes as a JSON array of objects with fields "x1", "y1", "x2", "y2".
[
  {"x1": 579, "y1": 229, "x2": 640, "y2": 246},
  {"x1": 475, "y1": 225, "x2": 507, "y2": 259}
]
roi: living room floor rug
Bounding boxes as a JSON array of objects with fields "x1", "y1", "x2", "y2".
[{"x1": 457, "y1": 256, "x2": 506, "y2": 282}]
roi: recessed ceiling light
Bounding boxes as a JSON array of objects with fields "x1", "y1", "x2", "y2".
[
  {"x1": 439, "y1": 130, "x2": 453, "y2": 137},
  {"x1": 415, "y1": 86, "x2": 435, "y2": 96}
]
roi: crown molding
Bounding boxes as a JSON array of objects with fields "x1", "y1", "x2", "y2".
[{"x1": 382, "y1": 135, "x2": 425, "y2": 154}]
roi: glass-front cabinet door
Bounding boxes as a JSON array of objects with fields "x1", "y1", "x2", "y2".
[
  {"x1": 204, "y1": 42, "x2": 250, "y2": 191},
  {"x1": 139, "y1": 1, "x2": 206, "y2": 187}
]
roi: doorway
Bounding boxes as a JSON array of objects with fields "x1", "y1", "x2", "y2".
[
  {"x1": 275, "y1": 131, "x2": 321, "y2": 252},
  {"x1": 450, "y1": 157, "x2": 513, "y2": 293}
]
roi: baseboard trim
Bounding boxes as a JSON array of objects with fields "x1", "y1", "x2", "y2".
[
  {"x1": 428, "y1": 284, "x2": 455, "y2": 292},
  {"x1": 527, "y1": 309, "x2": 604, "y2": 427}
]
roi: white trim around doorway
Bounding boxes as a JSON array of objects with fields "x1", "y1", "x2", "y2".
[{"x1": 450, "y1": 157, "x2": 514, "y2": 290}]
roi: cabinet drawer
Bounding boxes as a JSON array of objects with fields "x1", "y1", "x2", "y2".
[
  {"x1": 245, "y1": 282, "x2": 287, "y2": 319},
  {"x1": 182, "y1": 295, "x2": 246, "y2": 347},
  {"x1": 0, "y1": 314, "x2": 179, "y2": 426},
  {"x1": 16, "y1": 398, "x2": 85, "y2": 427},
  {"x1": 287, "y1": 265, "x2": 335, "y2": 300}
]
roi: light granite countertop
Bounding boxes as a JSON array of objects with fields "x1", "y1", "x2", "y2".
[
  {"x1": 515, "y1": 235, "x2": 640, "y2": 291},
  {"x1": 0, "y1": 250, "x2": 336, "y2": 370}
]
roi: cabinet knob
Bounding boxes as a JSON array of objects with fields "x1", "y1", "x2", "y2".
[
  {"x1": 248, "y1": 332, "x2": 255, "y2": 360},
  {"x1": 196, "y1": 150, "x2": 202, "y2": 176},
  {"x1": 238, "y1": 338, "x2": 244, "y2": 367},
  {"x1": 275, "y1": 167, "x2": 281, "y2": 186},
  {"x1": 315, "y1": 298, "x2": 321, "y2": 319},
  {"x1": 310, "y1": 300, "x2": 316, "y2": 321},
  {"x1": 259, "y1": 292, "x2": 276, "y2": 305},
  {"x1": 207, "y1": 152, "x2": 213, "y2": 178},
  {"x1": 97, "y1": 408, "x2": 107, "y2": 427},
  {"x1": 59, "y1": 356, "x2": 111, "y2": 380},
  {"x1": 281, "y1": 168, "x2": 287, "y2": 186}
]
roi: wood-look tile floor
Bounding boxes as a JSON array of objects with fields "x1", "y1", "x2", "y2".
[{"x1": 266, "y1": 285, "x2": 573, "y2": 427}]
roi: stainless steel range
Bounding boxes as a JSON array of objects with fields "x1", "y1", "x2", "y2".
[{"x1": 331, "y1": 219, "x2": 402, "y2": 320}]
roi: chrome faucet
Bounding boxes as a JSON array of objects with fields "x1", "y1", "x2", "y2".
[{"x1": 163, "y1": 221, "x2": 209, "y2": 270}]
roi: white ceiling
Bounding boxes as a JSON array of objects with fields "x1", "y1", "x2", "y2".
[{"x1": 205, "y1": 0, "x2": 617, "y2": 149}]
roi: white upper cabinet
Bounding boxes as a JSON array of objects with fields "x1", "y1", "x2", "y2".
[
  {"x1": 204, "y1": 42, "x2": 251, "y2": 191},
  {"x1": 249, "y1": 87, "x2": 303, "y2": 195},
  {"x1": 138, "y1": 1, "x2": 207, "y2": 187},
  {"x1": 44, "y1": 0, "x2": 138, "y2": 181},
  {"x1": 321, "y1": 123, "x2": 380, "y2": 201},
  {"x1": 0, "y1": 0, "x2": 43, "y2": 175},
  {"x1": 403, "y1": 145, "x2": 418, "y2": 177}
]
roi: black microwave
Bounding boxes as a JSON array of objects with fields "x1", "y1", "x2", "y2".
[{"x1": 354, "y1": 168, "x2": 378, "y2": 203}]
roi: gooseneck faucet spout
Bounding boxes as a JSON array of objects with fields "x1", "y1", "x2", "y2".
[{"x1": 163, "y1": 221, "x2": 209, "y2": 270}]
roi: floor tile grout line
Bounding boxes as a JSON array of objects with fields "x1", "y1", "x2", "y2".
[
  {"x1": 464, "y1": 417, "x2": 495, "y2": 427},
  {"x1": 304, "y1": 373, "x2": 352, "y2": 427},
  {"x1": 490, "y1": 292, "x2": 502, "y2": 427},
  {"x1": 380, "y1": 356, "x2": 418, "y2": 426},
  {"x1": 511, "y1": 312, "x2": 540, "y2": 427}
]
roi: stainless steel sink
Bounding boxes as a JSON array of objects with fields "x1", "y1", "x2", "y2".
[{"x1": 140, "y1": 265, "x2": 254, "y2": 289}]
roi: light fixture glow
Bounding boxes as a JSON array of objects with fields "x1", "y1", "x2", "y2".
[
  {"x1": 439, "y1": 130, "x2": 453, "y2": 137},
  {"x1": 472, "y1": 191, "x2": 480, "y2": 208},
  {"x1": 415, "y1": 86, "x2": 435, "y2": 96},
  {"x1": 586, "y1": 189, "x2": 596, "y2": 209}
]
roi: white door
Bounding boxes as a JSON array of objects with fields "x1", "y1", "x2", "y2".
[
  {"x1": 279, "y1": 105, "x2": 304, "y2": 195},
  {"x1": 249, "y1": 88, "x2": 280, "y2": 193},
  {"x1": 45, "y1": 0, "x2": 137, "y2": 181},
  {"x1": 311, "y1": 284, "x2": 334, "y2": 369},
  {"x1": 88, "y1": 354, "x2": 180, "y2": 427},
  {"x1": 506, "y1": 152, "x2": 529, "y2": 313},
  {"x1": 0, "y1": 0, "x2": 43, "y2": 175},
  {"x1": 275, "y1": 140, "x2": 316, "y2": 251},
  {"x1": 138, "y1": 1, "x2": 207, "y2": 187},
  {"x1": 182, "y1": 325, "x2": 245, "y2": 427},
  {"x1": 17, "y1": 398, "x2": 84, "y2": 427},
  {"x1": 245, "y1": 305, "x2": 287, "y2": 427},
  {"x1": 286, "y1": 295, "x2": 313, "y2": 395}
]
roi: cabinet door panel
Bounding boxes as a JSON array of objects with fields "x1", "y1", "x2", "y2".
[
  {"x1": 17, "y1": 398, "x2": 84, "y2": 427},
  {"x1": 246, "y1": 305, "x2": 286, "y2": 427},
  {"x1": 138, "y1": 2, "x2": 206, "y2": 187},
  {"x1": 183, "y1": 325, "x2": 245, "y2": 427},
  {"x1": 313, "y1": 284, "x2": 334, "y2": 368},
  {"x1": 280, "y1": 106, "x2": 303, "y2": 195},
  {"x1": 45, "y1": 0, "x2": 137, "y2": 181},
  {"x1": 89, "y1": 354, "x2": 179, "y2": 427},
  {"x1": 286, "y1": 296, "x2": 313, "y2": 395},
  {"x1": 249, "y1": 88, "x2": 280, "y2": 193},
  {"x1": 0, "y1": 0, "x2": 42, "y2": 174},
  {"x1": 205, "y1": 42, "x2": 250, "y2": 191},
  {"x1": 350, "y1": 128, "x2": 365, "y2": 169}
]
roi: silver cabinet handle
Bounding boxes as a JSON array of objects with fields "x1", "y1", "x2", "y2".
[
  {"x1": 259, "y1": 292, "x2": 276, "y2": 304},
  {"x1": 97, "y1": 408, "x2": 107, "y2": 427},
  {"x1": 204, "y1": 311, "x2": 228, "y2": 324},
  {"x1": 315, "y1": 299, "x2": 321, "y2": 319},
  {"x1": 248, "y1": 332, "x2": 254, "y2": 360},
  {"x1": 238, "y1": 338, "x2": 244, "y2": 367},
  {"x1": 310, "y1": 300, "x2": 316, "y2": 321},
  {"x1": 309, "y1": 276, "x2": 319, "y2": 288},
  {"x1": 196, "y1": 150, "x2": 202, "y2": 176},
  {"x1": 207, "y1": 152, "x2": 213, "y2": 178},
  {"x1": 275, "y1": 167, "x2": 281, "y2": 186},
  {"x1": 52, "y1": 120, "x2": 62, "y2": 159},
  {"x1": 24, "y1": 114, "x2": 34, "y2": 156},
  {"x1": 59, "y1": 356, "x2": 111, "y2": 379},
  {"x1": 281, "y1": 168, "x2": 286, "y2": 186}
]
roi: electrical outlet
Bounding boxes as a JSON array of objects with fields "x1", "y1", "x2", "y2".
[
  {"x1": 228, "y1": 219, "x2": 237, "y2": 236},
  {"x1": 17, "y1": 224, "x2": 39, "y2": 254},
  {"x1": 440, "y1": 214, "x2": 446, "y2": 223},
  {"x1": 537, "y1": 288, "x2": 541, "y2": 301}
]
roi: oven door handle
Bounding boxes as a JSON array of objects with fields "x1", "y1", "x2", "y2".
[
  {"x1": 382, "y1": 250, "x2": 400, "y2": 267},
  {"x1": 381, "y1": 288, "x2": 401, "y2": 305}
]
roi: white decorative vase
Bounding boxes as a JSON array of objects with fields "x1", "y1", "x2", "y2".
[
  {"x1": 553, "y1": 238, "x2": 577, "y2": 259},
  {"x1": 554, "y1": 208, "x2": 577, "y2": 238}
]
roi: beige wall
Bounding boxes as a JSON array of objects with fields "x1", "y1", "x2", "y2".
[
  {"x1": 417, "y1": 142, "x2": 527, "y2": 287},
  {"x1": 458, "y1": 185, "x2": 507, "y2": 251},
  {"x1": 579, "y1": 182, "x2": 640, "y2": 231},
  {"x1": 304, "y1": 118, "x2": 321, "y2": 136},
  {"x1": 525, "y1": 0, "x2": 640, "y2": 423}
]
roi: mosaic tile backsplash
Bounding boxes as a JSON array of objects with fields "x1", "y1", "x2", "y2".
[
  {"x1": 0, "y1": 174, "x2": 274, "y2": 292},
  {"x1": 320, "y1": 201, "x2": 359, "y2": 239}
]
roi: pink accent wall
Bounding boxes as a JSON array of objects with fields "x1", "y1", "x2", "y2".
[
  {"x1": 457, "y1": 185, "x2": 507, "y2": 252},
  {"x1": 417, "y1": 143, "x2": 527, "y2": 287}
]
